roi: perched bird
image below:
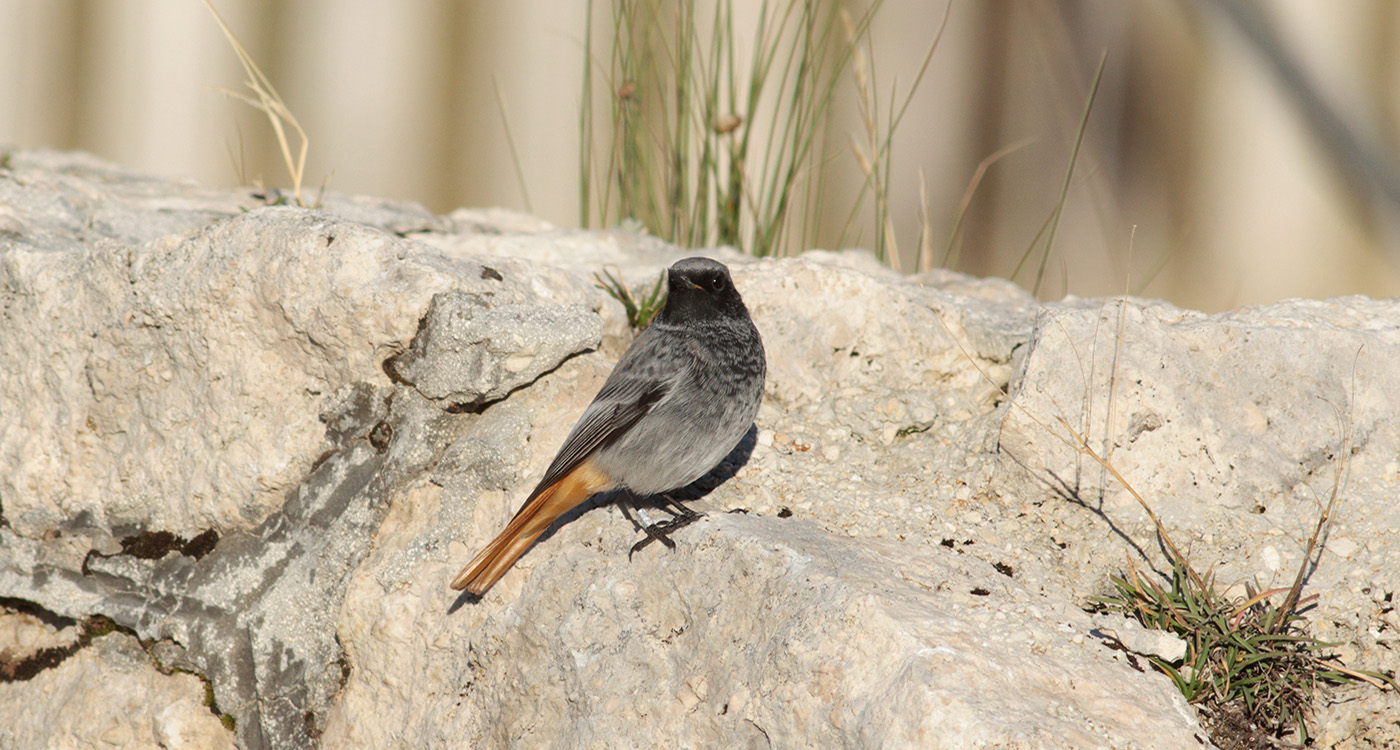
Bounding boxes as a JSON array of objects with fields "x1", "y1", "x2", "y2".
[{"x1": 451, "y1": 257, "x2": 766, "y2": 595}]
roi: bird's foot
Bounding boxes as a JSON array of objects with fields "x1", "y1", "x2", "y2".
[{"x1": 628, "y1": 501, "x2": 704, "y2": 558}]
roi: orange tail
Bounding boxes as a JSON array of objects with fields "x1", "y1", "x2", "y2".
[{"x1": 451, "y1": 459, "x2": 612, "y2": 594}]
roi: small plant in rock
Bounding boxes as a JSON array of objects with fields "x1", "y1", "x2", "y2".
[
  {"x1": 1093, "y1": 553, "x2": 1393, "y2": 747},
  {"x1": 594, "y1": 267, "x2": 666, "y2": 330}
]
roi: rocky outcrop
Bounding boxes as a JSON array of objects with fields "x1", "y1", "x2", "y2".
[{"x1": 2, "y1": 149, "x2": 1395, "y2": 748}]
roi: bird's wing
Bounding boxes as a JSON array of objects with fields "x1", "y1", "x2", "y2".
[{"x1": 514, "y1": 327, "x2": 687, "y2": 512}]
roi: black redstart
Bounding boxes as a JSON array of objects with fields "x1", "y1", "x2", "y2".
[{"x1": 450, "y1": 257, "x2": 766, "y2": 595}]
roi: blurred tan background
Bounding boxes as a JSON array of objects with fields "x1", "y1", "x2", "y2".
[{"x1": 3, "y1": 0, "x2": 1400, "y2": 311}]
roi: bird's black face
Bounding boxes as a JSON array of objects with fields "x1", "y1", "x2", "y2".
[
  {"x1": 676, "y1": 267, "x2": 729, "y2": 294},
  {"x1": 657, "y1": 257, "x2": 748, "y2": 323}
]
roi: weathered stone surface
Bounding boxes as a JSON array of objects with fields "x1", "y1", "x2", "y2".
[
  {"x1": 3, "y1": 149, "x2": 1397, "y2": 749},
  {"x1": 0, "y1": 201, "x2": 595, "y2": 540},
  {"x1": 0, "y1": 630, "x2": 235, "y2": 750},
  {"x1": 0, "y1": 149, "x2": 608, "y2": 749},
  {"x1": 0, "y1": 609, "x2": 82, "y2": 676},
  {"x1": 325, "y1": 512, "x2": 1207, "y2": 748},
  {"x1": 386, "y1": 291, "x2": 600, "y2": 408}
]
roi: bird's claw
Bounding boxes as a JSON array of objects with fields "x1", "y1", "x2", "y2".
[{"x1": 628, "y1": 511, "x2": 703, "y2": 558}]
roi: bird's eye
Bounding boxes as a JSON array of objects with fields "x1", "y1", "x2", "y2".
[{"x1": 709, "y1": 274, "x2": 727, "y2": 291}]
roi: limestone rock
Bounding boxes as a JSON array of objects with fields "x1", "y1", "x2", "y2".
[
  {"x1": 0, "y1": 630, "x2": 235, "y2": 750},
  {"x1": 0, "y1": 149, "x2": 609, "y2": 749},
  {"x1": 325, "y1": 512, "x2": 1207, "y2": 748},
  {"x1": 995, "y1": 296, "x2": 1400, "y2": 747},
  {"x1": 386, "y1": 291, "x2": 601, "y2": 408},
  {"x1": 5, "y1": 148, "x2": 1396, "y2": 749}
]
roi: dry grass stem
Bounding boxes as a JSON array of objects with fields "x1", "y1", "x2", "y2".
[
  {"x1": 940, "y1": 137, "x2": 1034, "y2": 270},
  {"x1": 201, "y1": 0, "x2": 313, "y2": 208},
  {"x1": 581, "y1": 0, "x2": 941, "y2": 267}
]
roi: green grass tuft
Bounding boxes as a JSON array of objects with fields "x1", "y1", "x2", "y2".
[
  {"x1": 1094, "y1": 556, "x2": 1395, "y2": 745},
  {"x1": 595, "y1": 267, "x2": 666, "y2": 330}
]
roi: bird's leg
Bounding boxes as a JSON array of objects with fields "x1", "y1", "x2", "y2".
[
  {"x1": 618, "y1": 491, "x2": 660, "y2": 530},
  {"x1": 629, "y1": 493, "x2": 703, "y2": 557},
  {"x1": 620, "y1": 491, "x2": 677, "y2": 558},
  {"x1": 653, "y1": 493, "x2": 702, "y2": 522}
]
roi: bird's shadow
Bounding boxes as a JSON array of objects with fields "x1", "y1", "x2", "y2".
[{"x1": 449, "y1": 423, "x2": 759, "y2": 611}]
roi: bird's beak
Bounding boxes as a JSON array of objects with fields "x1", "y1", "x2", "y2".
[{"x1": 680, "y1": 278, "x2": 704, "y2": 291}]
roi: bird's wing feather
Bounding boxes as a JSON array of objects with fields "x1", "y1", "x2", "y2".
[{"x1": 514, "y1": 326, "x2": 687, "y2": 513}]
